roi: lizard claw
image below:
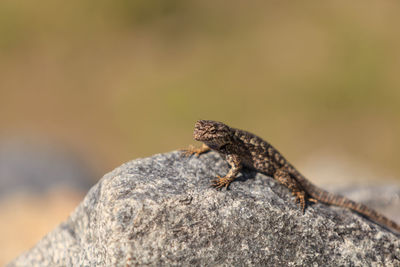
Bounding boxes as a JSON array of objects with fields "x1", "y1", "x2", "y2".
[{"x1": 211, "y1": 176, "x2": 232, "y2": 190}]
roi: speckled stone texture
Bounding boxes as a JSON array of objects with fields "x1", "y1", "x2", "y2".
[{"x1": 9, "y1": 151, "x2": 400, "y2": 266}]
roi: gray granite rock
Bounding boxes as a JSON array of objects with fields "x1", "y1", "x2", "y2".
[{"x1": 9, "y1": 151, "x2": 400, "y2": 266}]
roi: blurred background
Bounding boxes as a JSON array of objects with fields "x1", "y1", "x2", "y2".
[{"x1": 1, "y1": 0, "x2": 400, "y2": 264}]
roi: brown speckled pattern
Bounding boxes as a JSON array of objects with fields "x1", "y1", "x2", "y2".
[{"x1": 191, "y1": 119, "x2": 400, "y2": 233}]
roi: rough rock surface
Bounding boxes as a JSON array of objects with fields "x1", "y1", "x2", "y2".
[{"x1": 9, "y1": 151, "x2": 400, "y2": 266}]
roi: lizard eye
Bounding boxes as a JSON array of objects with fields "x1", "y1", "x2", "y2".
[{"x1": 209, "y1": 128, "x2": 217, "y2": 134}]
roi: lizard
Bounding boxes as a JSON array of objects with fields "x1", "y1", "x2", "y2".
[{"x1": 184, "y1": 119, "x2": 400, "y2": 233}]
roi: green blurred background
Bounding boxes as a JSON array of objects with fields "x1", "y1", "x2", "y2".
[{"x1": 1, "y1": 0, "x2": 400, "y2": 264}]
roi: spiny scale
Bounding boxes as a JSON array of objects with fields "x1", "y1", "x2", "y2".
[{"x1": 189, "y1": 119, "x2": 400, "y2": 233}]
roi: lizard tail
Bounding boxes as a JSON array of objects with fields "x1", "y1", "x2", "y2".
[{"x1": 300, "y1": 179, "x2": 400, "y2": 233}]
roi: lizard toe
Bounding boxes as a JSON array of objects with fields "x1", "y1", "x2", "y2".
[{"x1": 211, "y1": 176, "x2": 232, "y2": 190}]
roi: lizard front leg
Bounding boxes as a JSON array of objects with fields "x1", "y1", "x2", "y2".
[
  {"x1": 212, "y1": 154, "x2": 242, "y2": 190},
  {"x1": 274, "y1": 168, "x2": 307, "y2": 212},
  {"x1": 182, "y1": 143, "x2": 210, "y2": 157}
]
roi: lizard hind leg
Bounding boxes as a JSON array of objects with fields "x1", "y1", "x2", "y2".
[{"x1": 274, "y1": 168, "x2": 308, "y2": 213}]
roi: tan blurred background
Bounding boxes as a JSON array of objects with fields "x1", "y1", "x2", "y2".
[{"x1": 1, "y1": 0, "x2": 400, "y2": 264}]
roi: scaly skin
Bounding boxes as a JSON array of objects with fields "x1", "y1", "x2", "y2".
[{"x1": 186, "y1": 119, "x2": 400, "y2": 233}]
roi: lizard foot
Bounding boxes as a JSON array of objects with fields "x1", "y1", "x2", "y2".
[
  {"x1": 181, "y1": 144, "x2": 210, "y2": 157},
  {"x1": 211, "y1": 176, "x2": 233, "y2": 190},
  {"x1": 293, "y1": 191, "x2": 306, "y2": 213},
  {"x1": 308, "y1": 197, "x2": 318, "y2": 203}
]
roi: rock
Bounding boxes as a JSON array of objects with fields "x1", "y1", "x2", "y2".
[{"x1": 9, "y1": 151, "x2": 400, "y2": 266}]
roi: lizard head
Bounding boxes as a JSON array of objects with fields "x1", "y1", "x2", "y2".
[{"x1": 193, "y1": 120, "x2": 232, "y2": 149}]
